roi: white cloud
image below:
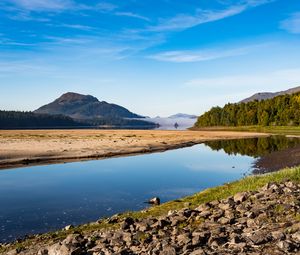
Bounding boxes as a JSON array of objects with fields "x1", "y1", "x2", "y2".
[
  {"x1": 115, "y1": 12, "x2": 150, "y2": 22},
  {"x1": 148, "y1": 44, "x2": 266, "y2": 63},
  {"x1": 54, "y1": 23, "x2": 94, "y2": 31},
  {"x1": 280, "y1": 12, "x2": 300, "y2": 34},
  {"x1": 147, "y1": 0, "x2": 274, "y2": 32},
  {"x1": 185, "y1": 68, "x2": 300, "y2": 89}
]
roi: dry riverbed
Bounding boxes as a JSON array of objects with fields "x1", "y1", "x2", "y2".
[{"x1": 0, "y1": 129, "x2": 268, "y2": 170}]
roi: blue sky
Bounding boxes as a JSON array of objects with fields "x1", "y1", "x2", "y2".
[{"x1": 0, "y1": 0, "x2": 300, "y2": 116}]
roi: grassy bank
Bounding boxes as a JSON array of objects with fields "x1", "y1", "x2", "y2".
[
  {"x1": 191, "y1": 125, "x2": 300, "y2": 136},
  {"x1": 2, "y1": 166, "x2": 300, "y2": 253}
]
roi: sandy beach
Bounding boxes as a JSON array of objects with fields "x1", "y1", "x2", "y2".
[{"x1": 0, "y1": 129, "x2": 268, "y2": 170}]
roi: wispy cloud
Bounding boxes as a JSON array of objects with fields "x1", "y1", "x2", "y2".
[
  {"x1": 280, "y1": 12, "x2": 300, "y2": 34},
  {"x1": 115, "y1": 12, "x2": 150, "y2": 22},
  {"x1": 3, "y1": 0, "x2": 118, "y2": 13},
  {"x1": 185, "y1": 68, "x2": 300, "y2": 89},
  {"x1": 9, "y1": 0, "x2": 73, "y2": 11},
  {"x1": 148, "y1": 44, "x2": 267, "y2": 63},
  {"x1": 147, "y1": 0, "x2": 274, "y2": 32},
  {"x1": 0, "y1": 60, "x2": 54, "y2": 75},
  {"x1": 51, "y1": 23, "x2": 94, "y2": 31}
]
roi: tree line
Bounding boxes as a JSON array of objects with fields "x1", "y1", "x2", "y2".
[
  {"x1": 0, "y1": 111, "x2": 84, "y2": 128},
  {"x1": 0, "y1": 111, "x2": 156, "y2": 129},
  {"x1": 195, "y1": 93, "x2": 300, "y2": 127}
]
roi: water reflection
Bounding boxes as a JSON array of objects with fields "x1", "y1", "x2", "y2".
[
  {"x1": 1, "y1": 136, "x2": 299, "y2": 243},
  {"x1": 204, "y1": 136, "x2": 300, "y2": 157},
  {"x1": 204, "y1": 136, "x2": 300, "y2": 173}
]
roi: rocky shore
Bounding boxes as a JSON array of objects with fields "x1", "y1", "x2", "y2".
[{"x1": 3, "y1": 181, "x2": 300, "y2": 255}]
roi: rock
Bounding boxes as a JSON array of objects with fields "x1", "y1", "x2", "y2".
[
  {"x1": 154, "y1": 219, "x2": 170, "y2": 228},
  {"x1": 135, "y1": 222, "x2": 149, "y2": 232},
  {"x1": 159, "y1": 245, "x2": 176, "y2": 255},
  {"x1": 233, "y1": 192, "x2": 248, "y2": 203},
  {"x1": 218, "y1": 217, "x2": 232, "y2": 225},
  {"x1": 218, "y1": 203, "x2": 231, "y2": 211},
  {"x1": 248, "y1": 231, "x2": 271, "y2": 245},
  {"x1": 195, "y1": 203, "x2": 211, "y2": 212},
  {"x1": 121, "y1": 217, "x2": 135, "y2": 230},
  {"x1": 6, "y1": 181, "x2": 300, "y2": 255},
  {"x1": 271, "y1": 230, "x2": 285, "y2": 241},
  {"x1": 147, "y1": 197, "x2": 161, "y2": 205},
  {"x1": 277, "y1": 240, "x2": 297, "y2": 252},
  {"x1": 177, "y1": 233, "x2": 191, "y2": 245},
  {"x1": 189, "y1": 249, "x2": 206, "y2": 255},
  {"x1": 192, "y1": 232, "x2": 210, "y2": 246},
  {"x1": 64, "y1": 225, "x2": 74, "y2": 231},
  {"x1": 38, "y1": 249, "x2": 49, "y2": 255},
  {"x1": 208, "y1": 236, "x2": 228, "y2": 248},
  {"x1": 291, "y1": 232, "x2": 300, "y2": 241},
  {"x1": 198, "y1": 210, "x2": 211, "y2": 218},
  {"x1": 6, "y1": 249, "x2": 18, "y2": 255},
  {"x1": 48, "y1": 243, "x2": 69, "y2": 255}
]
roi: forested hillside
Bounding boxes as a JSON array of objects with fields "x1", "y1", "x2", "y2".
[
  {"x1": 0, "y1": 111, "x2": 156, "y2": 129},
  {"x1": 0, "y1": 111, "x2": 85, "y2": 128},
  {"x1": 195, "y1": 93, "x2": 300, "y2": 127}
]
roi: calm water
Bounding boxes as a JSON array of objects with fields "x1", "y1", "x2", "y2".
[{"x1": 0, "y1": 136, "x2": 299, "y2": 242}]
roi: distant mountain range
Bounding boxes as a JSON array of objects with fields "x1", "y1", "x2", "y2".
[
  {"x1": 168, "y1": 113, "x2": 198, "y2": 119},
  {"x1": 240, "y1": 86, "x2": 300, "y2": 103},
  {"x1": 35, "y1": 92, "x2": 143, "y2": 120},
  {"x1": 145, "y1": 113, "x2": 198, "y2": 130}
]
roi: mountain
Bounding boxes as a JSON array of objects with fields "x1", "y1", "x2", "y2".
[
  {"x1": 145, "y1": 113, "x2": 197, "y2": 130},
  {"x1": 35, "y1": 92, "x2": 143, "y2": 120},
  {"x1": 240, "y1": 86, "x2": 300, "y2": 103},
  {"x1": 168, "y1": 113, "x2": 198, "y2": 119}
]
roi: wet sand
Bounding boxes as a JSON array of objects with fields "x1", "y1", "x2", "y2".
[{"x1": 0, "y1": 129, "x2": 268, "y2": 170}]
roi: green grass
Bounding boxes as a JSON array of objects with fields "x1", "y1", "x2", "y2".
[
  {"x1": 191, "y1": 125, "x2": 300, "y2": 136},
  {"x1": 124, "y1": 166, "x2": 300, "y2": 219},
  {"x1": 1, "y1": 166, "x2": 300, "y2": 254}
]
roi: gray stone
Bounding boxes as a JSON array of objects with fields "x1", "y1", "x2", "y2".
[
  {"x1": 233, "y1": 192, "x2": 248, "y2": 203},
  {"x1": 248, "y1": 231, "x2": 271, "y2": 245},
  {"x1": 177, "y1": 233, "x2": 191, "y2": 245},
  {"x1": 159, "y1": 245, "x2": 176, "y2": 255},
  {"x1": 38, "y1": 249, "x2": 49, "y2": 255},
  {"x1": 189, "y1": 249, "x2": 206, "y2": 255}
]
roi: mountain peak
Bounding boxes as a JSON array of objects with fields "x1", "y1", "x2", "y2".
[
  {"x1": 35, "y1": 92, "x2": 143, "y2": 120},
  {"x1": 240, "y1": 86, "x2": 300, "y2": 103},
  {"x1": 56, "y1": 92, "x2": 98, "y2": 104}
]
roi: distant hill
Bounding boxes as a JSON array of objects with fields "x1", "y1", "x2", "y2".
[
  {"x1": 240, "y1": 86, "x2": 300, "y2": 103},
  {"x1": 35, "y1": 92, "x2": 143, "y2": 120},
  {"x1": 168, "y1": 113, "x2": 198, "y2": 119},
  {"x1": 194, "y1": 91, "x2": 300, "y2": 127}
]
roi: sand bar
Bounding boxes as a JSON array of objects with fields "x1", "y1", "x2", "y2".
[{"x1": 0, "y1": 129, "x2": 269, "y2": 170}]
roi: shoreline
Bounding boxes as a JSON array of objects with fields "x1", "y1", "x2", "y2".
[
  {"x1": 0, "y1": 129, "x2": 269, "y2": 170},
  {"x1": 2, "y1": 166, "x2": 300, "y2": 254}
]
